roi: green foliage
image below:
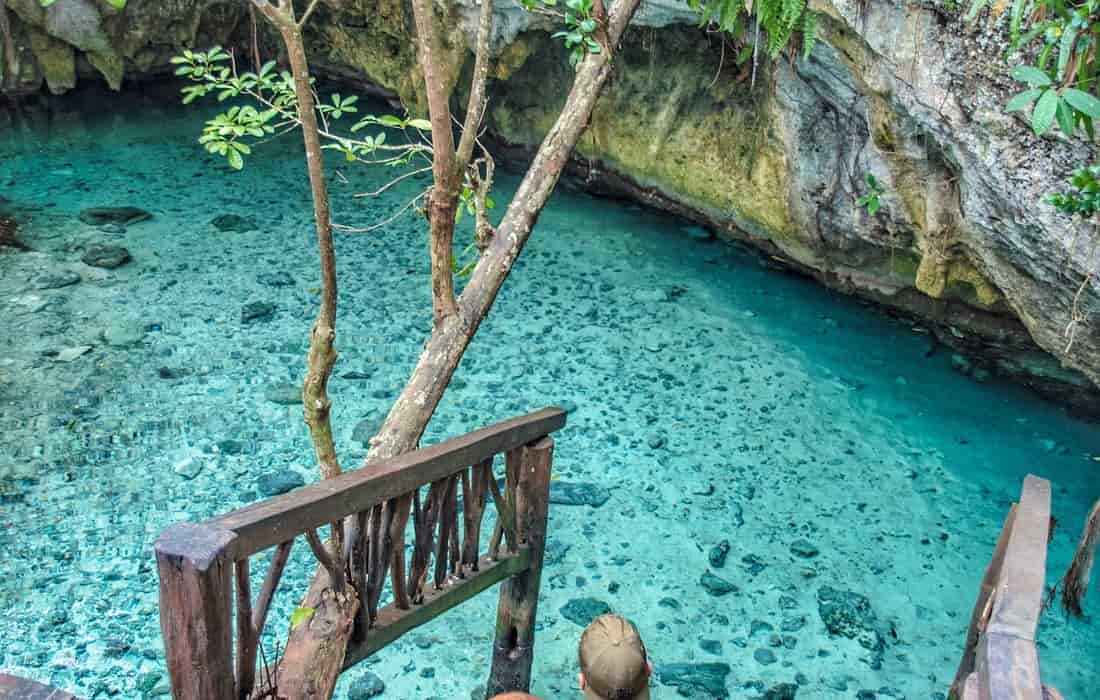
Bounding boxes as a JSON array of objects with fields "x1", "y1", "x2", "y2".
[
  {"x1": 856, "y1": 172, "x2": 886, "y2": 216},
  {"x1": 172, "y1": 47, "x2": 430, "y2": 171},
  {"x1": 1049, "y1": 164, "x2": 1100, "y2": 217},
  {"x1": 521, "y1": 0, "x2": 602, "y2": 67},
  {"x1": 980, "y1": 0, "x2": 1100, "y2": 138},
  {"x1": 687, "y1": 0, "x2": 818, "y2": 61}
]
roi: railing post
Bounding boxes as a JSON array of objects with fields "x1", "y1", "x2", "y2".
[
  {"x1": 486, "y1": 436, "x2": 553, "y2": 697},
  {"x1": 155, "y1": 522, "x2": 238, "y2": 700}
]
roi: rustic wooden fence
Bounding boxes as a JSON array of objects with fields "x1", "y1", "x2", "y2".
[
  {"x1": 950, "y1": 474, "x2": 1065, "y2": 700},
  {"x1": 155, "y1": 407, "x2": 566, "y2": 700}
]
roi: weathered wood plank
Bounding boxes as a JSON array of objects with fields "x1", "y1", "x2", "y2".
[
  {"x1": 0, "y1": 674, "x2": 80, "y2": 700},
  {"x1": 154, "y1": 523, "x2": 237, "y2": 700},
  {"x1": 342, "y1": 550, "x2": 530, "y2": 669},
  {"x1": 210, "y1": 408, "x2": 566, "y2": 556},
  {"x1": 976, "y1": 631, "x2": 1042, "y2": 700},
  {"x1": 986, "y1": 475, "x2": 1051, "y2": 641}
]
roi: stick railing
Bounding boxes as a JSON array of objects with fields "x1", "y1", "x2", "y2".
[
  {"x1": 155, "y1": 407, "x2": 566, "y2": 700},
  {"x1": 950, "y1": 474, "x2": 1064, "y2": 700}
]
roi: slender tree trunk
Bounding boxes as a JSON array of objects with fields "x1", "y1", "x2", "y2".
[{"x1": 367, "y1": 0, "x2": 641, "y2": 461}]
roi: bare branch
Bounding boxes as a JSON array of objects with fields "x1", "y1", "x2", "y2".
[
  {"x1": 456, "y1": 0, "x2": 495, "y2": 172},
  {"x1": 334, "y1": 191, "x2": 426, "y2": 233},
  {"x1": 353, "y1": 166, "x2": 433, "y2": 198},
  {"x1": 298, "y1": 0, "x2": 323, "y2": 27}
]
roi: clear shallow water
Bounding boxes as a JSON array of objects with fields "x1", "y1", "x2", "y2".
[{"x1": 0, "y1": 83, "x2": 1098, "y2": 699}]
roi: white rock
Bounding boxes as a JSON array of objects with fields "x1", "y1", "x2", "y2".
[{"x1": 56, "y1": 346, "x2": 92, "y2": 362}]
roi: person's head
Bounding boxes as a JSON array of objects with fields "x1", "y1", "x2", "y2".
[{"x1": 577, "y1": 614, "x2": 652, "y2": 700}]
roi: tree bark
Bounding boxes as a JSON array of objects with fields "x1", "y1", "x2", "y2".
[
  {"x1": 0, "y1": 1, "x2": 20, "y2": 93},
  {"x1": 411, "y1": 0, "x2": 460, "y2": 323},
  {"x1": 1061, "y1": 497, "x2": 1098, "y2": 617}
]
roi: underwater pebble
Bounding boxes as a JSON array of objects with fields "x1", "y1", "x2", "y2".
[
  {"x1": 211, "y1": 213, "x2": 258, "y2": 233},
  {"x1": 55, "y1": 346, "x2": 91, "y2": 362},
  {"x1": 80, "y1": 244, "x2": 131, "y2": 269},
  {"x1": 35, "y1": 271, "x2": 80, "y2": 289},
  {"x1": 655, "y1": 663, "x2": 731, "y2": 697},
  {"x1": 559, "y1": 597, "x2": 611, "y2": 626},
  {"x1": 549, "y1": 481, "x2": 610, "y2": 508},
  {"x1": 790, "y1": 540, "x2": 819, "y2": 558},
  {"x1": 255, "y1": 470, "x2": 304, "y2": 497},
  {"x1": 78, "y1": 207, "x2": 151, "y2": 226},
  {"x1": 762, "y1": 682, "x2": 798, "y2": 699},
  {"x1": 708, "y1": 540, "x2": 730, "y2": 568},
  {"x1": 753, "y1": 648, "x2": 777, "y2": 665},
  {"x1": 700, "y1": 572, "x2": 738, "y2": 596},
  {"x1": 347, "y1": 670, "x2": 385, "y2": 699},
  {"x1": 264, "y1": 383, "x2": 302, "y2": 405},
  {"x1": 241, "y1": 300, "x2": 276, "y2": 324}
]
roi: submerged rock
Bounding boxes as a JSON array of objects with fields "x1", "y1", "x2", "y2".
[
  {"x1": 78, "y1": 207, "x2": 151, "y2": 226},
  {"x1": 264, "y1": 383, "x2": 301, "y2": 405},
  {"x1": 559, "y1": 597, "x2": 611, "y2": 626},
  {"x1": 211, "y1": 213, "x2": 258, "y2": 232},
  {"x1": 352, "y1": 416, "x2": 384, "y2": 446},
  {"x1": 258, "y1": 271, "x2": 295, "y2": 287},
  {"x1": 790, "y1": 540, "x2": 819, "y2": 558},
  {"x1": 816, "y1": 585, "x2": 887, "y2": 667},
  {"x1": 256, "y1": 470, "x2": 305, "y2": 497},
  {"x1": 241, "y1": 301, "x2": 276, "y2": 323},
  {"x1": 700, "y1": 572, "x2": 738, "y2": 596},
  {"x1": 81, "y1": 244, "x2": 131, "y2": 269},
  {"x1": 102, "y1": 321, "x2": 145, "y2": 347},
  {"x1": 55, "y1": 346, "x2": 91, "y2": 362},
  {"x1": 35, "y1": 271, "x2": 80, "y2": 289},
  {"x1": 655, "y1": 662, "x2": 731, "y2": 697},
  {"x1": 347, "y1": 671, "x2": 385, "y2": 699},
  {"x1": 708, "y1": 540, "x2": 730, "y2": 568},
  {"x1": 550, "y1": 481, "x2": 610, "y2": 507},
  {"x1": 762, "y1": 682, "x2": 798, "y2": 700}
]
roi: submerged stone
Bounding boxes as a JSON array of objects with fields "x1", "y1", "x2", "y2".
[
  {"x1": 256, "y1": 470, "x2": 304, "y2": 497},
  {"x1": 264, "y1": 383, "x2": 301, "y2": 405},
  {"x1": 35, "y1": 271, "x2": 80, "y2": 289},
  {"x1": 655, "y1": 662, "x2": 731, "y2": 697},
  {"x1": 708, "y1": 540, "x2": 730, "y2": 568},
  {"x1": 790, "y1": 540, "x2": 819, "y2": 558},
  {"x1": 753, "y1": 648, "x2": 777, "y2": 665},
  {"x1": 762, "y1": 682, "x2": 798, "y2": 699},
  {"x1": 559, "y1": 597, "x2": 611, "y2": 626},
  {"x1": 258, "y1": 271, "x2": 295, "y2": 287},
  {"x1": 241, "y1": 301, "x2": 276, "y2": 323},
  {"x1": 211, "y1": 213, "x2": 258, "y2": 232},
  {"x1": 700, "y1": 572, "x2": 738, "y2": 596},
  {"x1": 81, "y1": 244, "x2": 131, "y2": 269},
  {"x1": 78, "y1": 207, "x2": 152, "y2": 226},
  {"x1": 348, "y1": 671, "x2": 385, "y2": 699},
  {"x1": 55, "y1": 346, "x2": 91, "y2": 362},
  {"x1": 102, "y1": 321, "x2": 145, "y2": 347},
  {"x1": 550, "y1": 481, "x2": 610, "y2": 507}
]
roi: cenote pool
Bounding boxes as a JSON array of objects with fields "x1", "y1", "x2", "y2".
[{"x1": 1, "y1": 84, "x2": 1098, "y2": 699}]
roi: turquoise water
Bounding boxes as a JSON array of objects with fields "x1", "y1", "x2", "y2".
[{"x1": 0, "y1": 83, "x2": 1098, "y2": 699}]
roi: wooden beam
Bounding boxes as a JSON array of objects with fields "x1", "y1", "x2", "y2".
[
  {"x1": 210, "y1": 408, "x2": 566, "y2": 557},
  {"x1": 342, "y1": 550, "x2": 530, "y2": 669},
  {"x1": 976, "y1": 474, "x2": 1051, "y2": 700},
  {"x1": 154, "y1": 523, "x2": 238, "y2": 700}
]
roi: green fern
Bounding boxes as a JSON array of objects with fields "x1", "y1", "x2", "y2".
[
  {"x1": 801, "y1": 9, "x2": 818, "y2": 59},
  {"x1": 690, "y1": 0, "x2": 815, "y2": 65}
]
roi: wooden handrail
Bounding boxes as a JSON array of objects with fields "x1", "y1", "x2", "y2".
[
  {"x1": 208, "y1": 407, "x2": 566, "y2": 557},
  {"x1": 951, "y1": 474, "x2": 1053, "y2": 700},
  {"x1": 155, "y1": 408, "x2": 565, "y2": 700}
]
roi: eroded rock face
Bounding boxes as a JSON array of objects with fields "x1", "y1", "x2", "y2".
[{"x1": 3, "y1": 0, "x2": 1098, "y2": 410}]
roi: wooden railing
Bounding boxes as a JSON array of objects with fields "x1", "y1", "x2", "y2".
[
  {"x1": 155, "y1": 407, "x2": 566, "y2": 700},
  {"x1": 950, "y1": 474, "x2": 1064, "y2": 700}
]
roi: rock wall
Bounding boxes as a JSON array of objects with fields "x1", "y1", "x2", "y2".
[{"x1": 3, "y1": 0, "x2": 1098, "y2": 412}]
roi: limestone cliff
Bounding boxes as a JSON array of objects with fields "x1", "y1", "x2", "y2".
[{"x1": 3, "y1": 0, "x2": 1098, "y2": 411}]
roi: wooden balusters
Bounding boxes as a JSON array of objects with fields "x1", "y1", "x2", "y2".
[
  {"x1": 434, "y1": 475, "x2": 459, "y2": 589},
  {"x1": 234, "y1": 559, "x2": 255, "y2": 700},
  {"x1": 409, "y1": 479, "x2": 446, "y2": 602},
  {"x1": 389, "y1": 494, "x2": 414, "y2": 610},
  {"x1": 350, "y1": 512, "x2": 370, "y2": 642},
  {"x1": 461, "y1": 459, "x2": 493, "y2": 572}
]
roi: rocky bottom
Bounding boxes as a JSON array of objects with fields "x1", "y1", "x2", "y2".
[{"x1": 0, "y1": 84, "x2": 1097, "y2": 699}]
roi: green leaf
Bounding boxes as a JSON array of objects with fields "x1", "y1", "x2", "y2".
[
  {"x1": 104, "y1": 0, "x2": 127, "y2": 8},
  {"x1": 1031, "y1": 89, "x2": 1059, "y2": 135},
  {"x1": 226, "y1": 148, "x2": 244, "y2": 170},
  {"x1": 290, "y1": 606, "x2": 316, "y2": 631},
  {"x1": 407, "y1": 118, "x2": 433, "y2": 131},
  {"x1": 1057, "y1": 26, "x2": 1080, "y2": 81},
  {"x1": 1056, "y1": 98, "x2": 1076, "y2": 136},
  {"x1": 866, "y1": 199, "x2": 880, "y2": 216},
  {"x1": 1005, "y1": 88, "x2": 1043, "y2": 112},
  {"x1": 1011, "y1": 65, "x2": 1052, "y2": 86},
  {"x1": 1063, "y1": 88, "x2": 1100, "y2": 118}
]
